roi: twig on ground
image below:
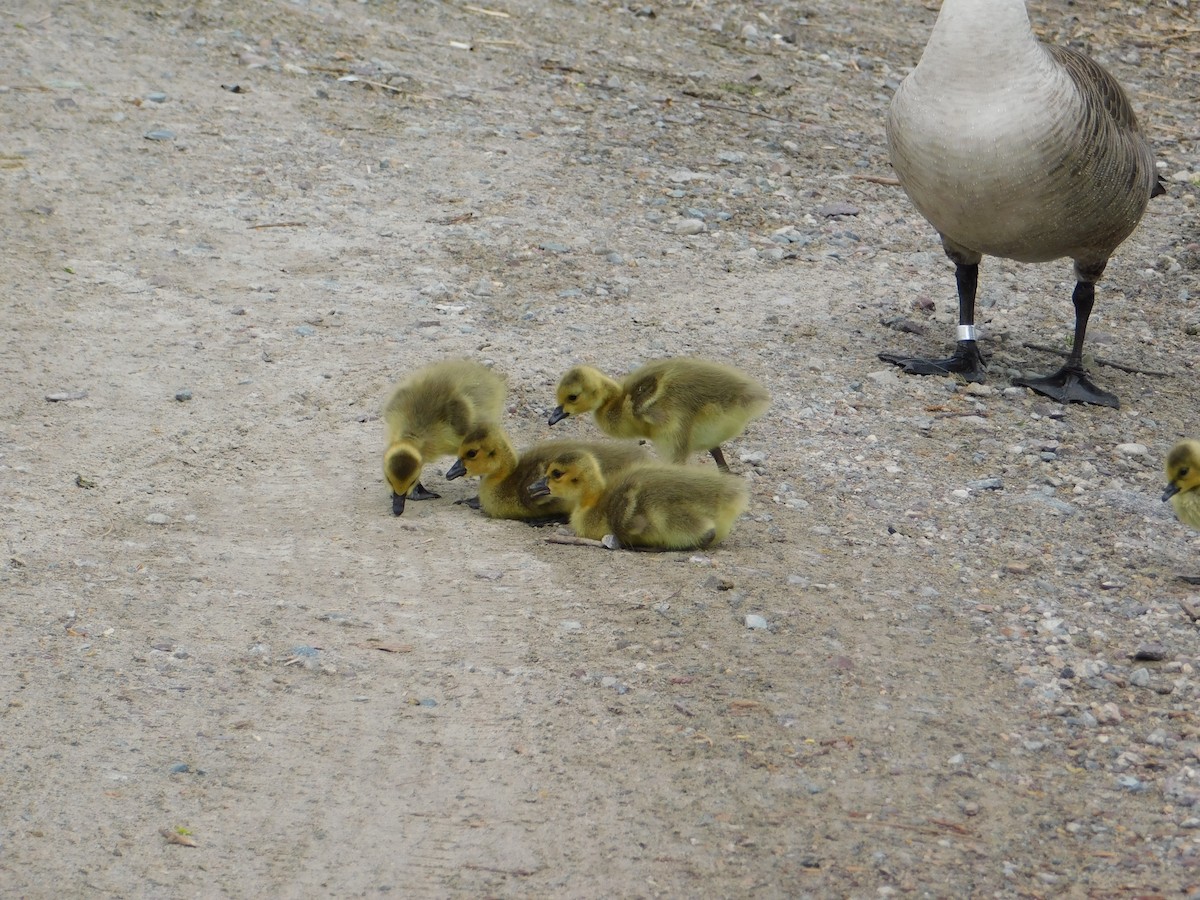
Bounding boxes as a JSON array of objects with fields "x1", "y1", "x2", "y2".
[{"x1": 1020, "y1": 342, "x2": 1173, "y2": 377}]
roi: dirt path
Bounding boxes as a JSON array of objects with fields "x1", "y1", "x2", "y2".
[{"x1": 2, "y1": 0, "x2": 1199, "y2": 896}]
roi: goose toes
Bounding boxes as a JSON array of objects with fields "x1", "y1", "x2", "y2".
[
  {"x1": 879, "y1": 341, "x2": 987, "y2": 382},
  {"x1": 454, "y1": 496, "x2": 482, "y2": 510},
  {"x1": 409, "y1": 482, "x2": 442, "y2": 501},
  {"x1": 1013, "y1": 366, "x2": 1119, "y2": 408}
]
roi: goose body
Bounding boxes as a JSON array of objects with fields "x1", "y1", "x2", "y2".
[
  {"x1": 444, "y1": 424, "x2": 650, "y2": 523},
  {"x1": 1163, "y1": 440, "x2": 1200, "y2": 530},
  {"x1": 881, "y1": 0, "x2": 1161, "y2": 408},
  {"x1": 381, "y1": 359, "x2": 506, "y2": 515},
  {"x1": 549, "y1": 358, "x2": 769, "y2": 470},
  {"x1": 530, "y1": 449, "x2": 749, "y2": 551}
]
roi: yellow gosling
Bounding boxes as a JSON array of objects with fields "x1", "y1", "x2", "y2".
[
  {"x1": 1163, "y1": 439, "x2": 1200, "y2": 529},
  {"x1": 531, "y1": 449, "x2": 749, "y2": 551},
  {"x1": 382, "y1": 359, "x2": 505, "y2": 515},
  {"x1": 549, "y1": 357, "x2": 769, "y2": 470},
  {"x1": 445, "y1": 425, "x2": 649, "y2": 524}
]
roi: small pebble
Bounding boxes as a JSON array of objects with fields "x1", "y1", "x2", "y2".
[
  {"x1": 744, "y1": 614, "x2": 768, "y2": 630},
  {"x1": 174, "y1": 389, "x2": 192, "y2": 402},
  {"x1": 144, "y1": 129, "x2": 176, "y2": 141},
  {"x1": 673, "y1": 218, "x2": 706, "y2": 235},
  {"x1": 817, "y1": 201, "x2": 860, "y2": 217},
  {"x1": 144, "y1": 513, "x2": 169, "y2": 525},
  {"x1": 46, "y1": 390, "x2": 87, "y2": 402},
  {"x1": 967, "y1": 477, "x2": 1004, "y2": 491},
  {"x1": 146, "y1": 92, "x2": 168, "y2": 103},
  {"x1": 1133, "y1": 642, "x2": 1167, "y2": 661},
  {"x1": 1114, "y1": 443, "x2": 1148, "y2": 457},
  {"x1": 1116, "y1": 774, "x2": 1147, "y2": 792},
  {"x1": 561, "y1": 621, "x2": 583, "y2": 632},
  {"x1": 294, "y1": 325, "x2": 316, "y2": 337}
]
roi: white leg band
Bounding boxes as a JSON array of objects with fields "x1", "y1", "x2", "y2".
[{"x1": 957, "y1": 325, "x2": 977, "y2": 342}]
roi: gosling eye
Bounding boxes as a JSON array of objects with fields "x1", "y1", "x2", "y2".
[
  {"x1": 1182, "y1": 466, "x2": 1191, "y2": 478},
  {"x1": 567, "y1": 394, "x2": 578, "y2": 402},
  {"x1": 550, "y1": 468, "x2": 564, "y2": 479},
  {"x1": 466, "y1": 450, "x2": 477, "y2": 459}
]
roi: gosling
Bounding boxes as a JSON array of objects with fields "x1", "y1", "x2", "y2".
[
  {"x1": 1163, "y1": 439, "x2": 1200, "y2": 528},
  {"x1": 445, "y1": 424, "x2": 649, "y2": 524},
  {"x1": 530, "y1": 449, "x2": 749, "y2": 551},
  {"x1": 382, "y1": 359, "x2": 505, "y2": 515},
  {"x1": 548, "y1": 358, "x2": 769, "y2": 470}
]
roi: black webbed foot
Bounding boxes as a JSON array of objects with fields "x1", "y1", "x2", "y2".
[
  {"x1": 1013, "y1": 365, "x2": 1118, "y2": 408},
  {"x1": 453, "y1": 496, "x2": 482, "y2": 510},
  {"x1": 523, "y1": 514, "x2": 569, "y2": 527},
  {"x1": 409, "y1": 481, "x2": 441, "y2": 501},
  {"x1": 879, "y1": 340, "x2": 987, "y2": 382}
]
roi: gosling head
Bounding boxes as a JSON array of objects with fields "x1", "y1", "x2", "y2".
[
  {"x1": 384, "y1": 442, "x2": 423, "y2": 515},
  {"x1": 549, "y1": 366, "x2": 605, "y2": 426},
  {"x1": 445, "y1": 425, "x2": 499, "y2": 481},
  {"x1": 1163, "y1": 439, "x2": 1200, "y2": 502},
  {"x1": 529, "y1": 450, "x2": 601, "y2": 502}
]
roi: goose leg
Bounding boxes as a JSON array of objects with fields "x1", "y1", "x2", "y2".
[
  {"x1": 709, "y1": 446, "x2": 730, "y2": 472},
  {"x1": 879, "y1": 261, "x2": 987, "y2": 382},
  {"x1": 1012, "y1": 281, "x2": 1119, "y2": 408}
]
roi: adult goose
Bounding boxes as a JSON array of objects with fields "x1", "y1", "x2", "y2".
[{"x1": 879, "y1": 0, "x2": 1163, "y2": 408}]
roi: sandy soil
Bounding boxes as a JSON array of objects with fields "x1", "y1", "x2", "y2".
[{"x1": 2, "y1": 0, "x2": 1199, "y2": 896}]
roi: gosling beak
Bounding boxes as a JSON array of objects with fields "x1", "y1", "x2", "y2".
[
  {"x1": 445, "y1": 458, "x2": 467, "y2": 480},
  {"x1": 391, "y1": 491, "x2": 406, "y2": 516},
  {"x1": 548, "y1": 406, "x2": 569, "y2": 426},
  {"x1": 528, "y1": 477, "x2": 551, "y2": 499},
  {"x1": 1163, "y1": 484, "x2": 1181, "y2": 502}
]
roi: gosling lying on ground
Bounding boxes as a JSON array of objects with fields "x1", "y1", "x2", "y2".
[
  {"x1": 382, "y1": 359, "x2": 505, "y2": 516},
  {"x1": 445, "y1": 424, "x2": 649, "y2": 524},
  {"x1": 530, "y1": 449, "x2": 749, "y2": 551},
  {"x1": 548, "y1": 357, "x2": 769, "y2": 470}
]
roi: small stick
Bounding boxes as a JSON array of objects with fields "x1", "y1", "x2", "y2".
[
  {"x1": 545, "y1": 533, "x2": 607, "y2": 549},
  {"x1": 1180, "y1": 599, "x2": 1200, "y2": 622},
  {"x1": 852, "y1": 174, "x2": 902, "y2": 186},
  {"x1": 697, "y1": 101, "x2": 786, "y2": 123},
  {"x1": 249, "y1": 221, "x2": 307, "y2": 230},
  {"x1": 338, "y1": 75, "x2": 410, "y2": 94},
  {"x1": 464, "y1": 4, "x2": 511, "y2": 17},
  {"x1": 1020, "y1": 342, "x2": 1173, "y2": 377}
]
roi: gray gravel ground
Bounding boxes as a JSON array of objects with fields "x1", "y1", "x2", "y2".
[{"x1": 2, "y1": 0, "x2": 1199, "y2": 896}]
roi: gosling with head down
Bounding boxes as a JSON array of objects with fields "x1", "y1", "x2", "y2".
[
  {"x1": 548, "y1": 357, "x2": 769, "y2": 471},
  {"x1": 382, "y1": 359, "x2": 506, "y2": 515},
  {"x1": 1163, "y1": 440, "x2": 1200, "y2": 528},
  {"x1": 444, "y1": 424, "x2": 650, "y2": 524},
  {"x1": 530, "y1": 448, "x2": 749, "y2": 551}
]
